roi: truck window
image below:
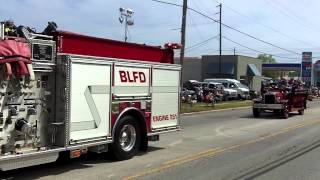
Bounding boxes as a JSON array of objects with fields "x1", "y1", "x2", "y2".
[
  {"x1": 229, "y1": 83, "x2": 236, "y2": 88},
  {"x1": 209, "y1": 84, "x2": 215, "y2": 89},
  {"x1": 222, "y1": 83, "x2": 228, "y2": 88}
]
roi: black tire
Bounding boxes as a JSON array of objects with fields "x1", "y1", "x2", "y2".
[
  {"x1": 110, "y1": 116, "x2": 141, "y2": 160},
  {"x1": 282, "y1": 110, "x2": 289, "y2": 119},
  {"x1": 253, "y1": 108, "x2": 260, "y2": 117},
  {"x1": 298, "y1": 109, "x2": 304, "y2": 115},
  {"x1": 273, "y1": 109, "x2": 281, "y2": 115}
]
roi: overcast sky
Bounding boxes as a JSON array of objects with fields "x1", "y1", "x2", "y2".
[{"x1": 1, "y1": 0, "x2": 320, "y2": 63}]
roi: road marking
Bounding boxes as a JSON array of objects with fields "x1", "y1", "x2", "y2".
[
  {"x1": 107, "y1": 174, "x2": 115, "y2": 178},
  {"x1": 123, "y1": 118, "x2": 320, "y2": 180},
  {"x1": 168, "y1": 139, "x2": 183, "y2": 147},
  {"x1": 163, "y1": 148, "x2": 220, "y2": 165},
  {"x1": 215, "y1": 126, "x2": 232, "y2": 138}
]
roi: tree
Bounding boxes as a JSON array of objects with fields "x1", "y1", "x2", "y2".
[
  {"x1": 257, "y1": 54, "x2": 280, "y2": 79},
  {"x1": 257, "y1": 54, "x2": 277, "y2": 63}
]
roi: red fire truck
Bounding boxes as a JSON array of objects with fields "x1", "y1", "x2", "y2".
[{"x1": 0, "y1": 22, "x2": 181, "y2": 171}]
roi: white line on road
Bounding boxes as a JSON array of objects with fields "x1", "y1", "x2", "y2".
[
  {"x1": 168, "y1": 139, "x2": 183, "y2": 147},
  {"x1": 215, "y1": 126, "x2": 232, "y2": 138}
]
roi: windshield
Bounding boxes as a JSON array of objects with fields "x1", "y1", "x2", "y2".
[
  {"x1": 222, "y1": 83, "x2": 228, "y2": 88},
  {"x1": 229, "y1": 83, "x2": 237, "y2": 88},
  {"x1": 236, "y1": 83, "x2": 248, "y2": 89},
  {"x1": 216, "y1": 84, "x2": 224, "y2": 89}
]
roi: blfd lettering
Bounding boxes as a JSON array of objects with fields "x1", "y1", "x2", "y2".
[{"x1": 119, "y1": 70, "x2": 146, "y2": 83}]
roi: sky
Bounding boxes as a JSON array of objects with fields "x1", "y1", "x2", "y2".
[{"x1": 1, "y1": 0, "x2": 320, "y2": 63}]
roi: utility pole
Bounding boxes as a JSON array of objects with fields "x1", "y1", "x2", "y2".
[
  {"x1": 233, "y1": 47, "x2": 236, "y2": 56},
  {"x1": 180, "y1": 0, "x2": 188, "y2": 67},
  {"x1": 217, "y1": 3, "x2": 222, "y2": 77}
]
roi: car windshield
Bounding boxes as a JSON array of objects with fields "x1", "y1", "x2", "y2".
[
  {"x1": 216, "y1": 84, "x2": 224, "y2": 89},
  {"x1": 236, "y1": 83, "x2": 247, "y2": 88},
  {"x1": 222, "y1": 83, "x2": 228, "y2": 88},
  {"x1": 229, "y1": 83, "x2": 237, "y2": 88}
]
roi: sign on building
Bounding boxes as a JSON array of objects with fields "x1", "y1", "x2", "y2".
[{"x1": 301, "y1": 52, "x2": 312, "y2": 87}]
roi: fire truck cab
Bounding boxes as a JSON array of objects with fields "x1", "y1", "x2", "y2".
[{"x1": 0, "y1": 22, "x2": 181, "y2": 171}]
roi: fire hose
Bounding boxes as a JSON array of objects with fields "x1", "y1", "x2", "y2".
[{"x1": 0, "y1": 38, "x2": 32, "y2": 79}]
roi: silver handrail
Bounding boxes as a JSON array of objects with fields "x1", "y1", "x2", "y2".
[{"x1": 0, "y1": 22, "x2": 4, "y2": 40}]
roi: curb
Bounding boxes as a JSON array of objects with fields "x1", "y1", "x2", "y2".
[{"x1": 181, "y1": 106, "x2": 252, "y2": 116}]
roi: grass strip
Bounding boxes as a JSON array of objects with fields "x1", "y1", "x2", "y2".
[{"x1": 181, "y1": 100, "x2": 252, "y2": 113}]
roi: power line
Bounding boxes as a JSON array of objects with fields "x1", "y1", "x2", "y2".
[
  {"x1": 185, "y1": 35, "x2": 219, "y2": 52},
  {"x1": 151, "y1": 0, "x2": 182, "y2": 7},
  {"x1": 217, "y1": 1, "x2": 320, "y2": 49},
  {"x1": 263, "y1": 0, "x2": 320, "y2": 33},
  {"x1": 222, "y1": 36, "x2": 300, "y2": 60},
  {"x1": 151, "y1": 0, "x2": 302, "y2": 56},
  {"x1": 189, "y1": 11, "x2": 206, "y2": 39}
]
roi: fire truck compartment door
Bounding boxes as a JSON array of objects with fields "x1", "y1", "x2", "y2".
[
  {"x1": 151, "y1": 67, "x2": 180, "y2": 129},
  {"x1": 69, "y1": 61, "x2": 111, "y2": 142}
]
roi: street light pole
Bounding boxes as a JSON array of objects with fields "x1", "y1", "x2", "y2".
[
  {"x1": 124, "y1": 15, "x2": 128, "y2": 42},
  {"x1": 119, "y1": 7, "x2": 134, "y2": 42}
]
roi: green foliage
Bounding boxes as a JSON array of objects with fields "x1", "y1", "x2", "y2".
[
  {"x1": 257, "y1": 54, "x2": 277, "y2": 63},
  {"x1": 288, "y1": 71, "x2": 300, "y2": 77},
  {"x1": 257, "y1": 54, "x2": 280, "y2": 79},
  {"x1": 181, "y1": 100, "x2": 252, "y2": 113}
]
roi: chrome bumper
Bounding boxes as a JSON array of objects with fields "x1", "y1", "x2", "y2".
[{"x1": 253, "y1": 103, "x2": 284, "y2": 109}]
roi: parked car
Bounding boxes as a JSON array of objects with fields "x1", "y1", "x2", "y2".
[
  {"x1": 204, "y1": 78, "x2": 250, "y2": 100},
  {"x1": 200, "y1": 82, "x2": 237, "y2": 101},
  {"x1": 181, "y1": 88, "x2": 197, "y2": 104},
  {"x1": 183, "y1": 80, "x2": 200, "y2": 91},
  {"x1": 183, "y1": 80, "x2": 202, "y2": 102}
]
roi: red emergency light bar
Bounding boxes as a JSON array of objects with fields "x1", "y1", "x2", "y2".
[
  {"x1": 164, "y1": 43, "x2": 182, "y2": 49},
  {"x1": 53, "y1": 31, "x2": 174, "y2": 64}
]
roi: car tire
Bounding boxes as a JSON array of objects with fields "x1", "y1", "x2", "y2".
[
  {"x1": 282, "y1": 110, "x2": 289, "y2": 119},
  {"x1": 298, "y1": 109, "x2": 304, "y2": 115},
  {"x1": 238, "y1": 94, "x2": 242, "y2": 100}
]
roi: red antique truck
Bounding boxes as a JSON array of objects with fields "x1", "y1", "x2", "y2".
[{"x1": 253, "y1": 83, "x2": 309, "y2": 119}]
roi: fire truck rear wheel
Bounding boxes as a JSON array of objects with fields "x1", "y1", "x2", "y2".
[
  {"x1": 253, "y1": 108, "x2": 260, "y2": 117},
  {"x1": 298, "y1": 109, "x2": 304, "y2": 115},
  {"x1": 110, "y1": 116, "x2": 141, "y2": 160},
  {"x1": 282, "y1": 110, "x2": 289, "y2": 119}
]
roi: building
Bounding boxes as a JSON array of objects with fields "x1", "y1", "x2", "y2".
[
  {"x1": 175, "y1": 55, "x2": 262, "y2": 92},
  {"x1": 174, "y1": 57, "x2": 202, "y2": 82},
  {"x1": 262, "y1": 62, "x2": 320, "y2": 87},
  {"x1": 314, "y1": 60, "x2": 320, "y2": 87}
]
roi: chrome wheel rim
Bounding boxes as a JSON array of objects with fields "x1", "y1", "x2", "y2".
[{"x1": 119, "y1": 124, "x2": 136, "y2": 152}]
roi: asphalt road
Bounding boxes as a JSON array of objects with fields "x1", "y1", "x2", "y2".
[{"x1": 1, "y1": 100, "x2": 320, "y2": 180}]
